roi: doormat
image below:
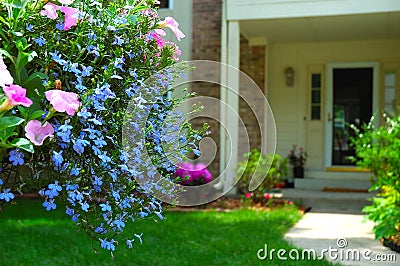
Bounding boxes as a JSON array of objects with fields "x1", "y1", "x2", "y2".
[{"x1": 322, "y1": 187, "x2": 369, "y2": 193}]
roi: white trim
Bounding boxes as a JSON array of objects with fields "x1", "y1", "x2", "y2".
[
  {"x1": 219, "y1": 0, "x2": 228, "y2": 179},
  {"x1": 324, "y1": 62, "x2": 380, "y2": 167},
  {"x1": 262, "y1": 42, "x2": 269, "y2": 155},
  {"x1": 227, "y1": 0, "x2": 400, "y2": 21},
  {"x1": 224, "y1": 21, "x2": 240, "y2": 193}
]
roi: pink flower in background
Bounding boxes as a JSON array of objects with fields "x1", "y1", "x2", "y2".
[
  {"x1": 60, "y1": 6, "x2": 79, "y2": 30},
  {"x1": 40, "y1": 1, "x2": 79, "y2": 30},
  {"x1": 45, "y1": 90, "x2": 81, "y2": 116},
  {"x1": 245, "y1": 193, "x2": 253, "y2": 199},
  {"x1": 0, "y1": 56, "x2": 13, "y2": 88},
  {"x1": 175, "y1": 162, "x2": 212, "y2": 185},
  {"x1": 1, "y1": 84, "x2": 32, "y2": 109},
  {"x1": 40, "y1": 2, "x2": 60, "y2": 20},
  {"x1": 157, "y1": 16, "x2": 185, "y2": 41},
  {"x1": 25, "y1": 120, "x2": 54, "y2": 146}
]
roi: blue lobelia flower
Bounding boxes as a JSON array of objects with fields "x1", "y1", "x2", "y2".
[
  {"x1": 56, "y1": 20, "x2": 64, "y2": 30},
  {"x1": 112, "y1": 36, "x2": 124, "y2": 46},
  {"x1": 81, "y1": 65, "x2": 94, "y2": 77},
  {"x1": 26, "y1": 23, "x2": 34, "y2": 32},
  {"x1": 9, "y1": 149, "x2": 24, "y2": 166},
  {"x1": 77, "y1": 107, "x2": 92, "y2": 119},
  {"x1": 88, "y1": 32, "x2": 97, "y2": 40},
  {"x1": 52, "y1": 151, "x2": 64, "y2": 167},
  {"x1": 66, "y1": 207, "x2": 74, "y2": 216},
  {"x1": 0, "y1": 188, "x2": 14, "y2": 202},
  {"x1": 100, "y1": 202, "x2": 112, "y2": 212},
  {"x1": 81, "y1": 201, "x2": 90, "y2": 212},
  {"x1": 100, "y1": 239, "x2": 115, "y2": 251},
  {"x1": 126, "y1": 239, "x2": 134, "y2": 249},
  {"x1": 42, "y1": 199, "x2": 57, "y2": 211},
  {"x1": 34, "y1": 35, "x2": 46, "y2": 46},
  {"x1": 112, "y1": 219, "x2": 125, "y2": 231}
]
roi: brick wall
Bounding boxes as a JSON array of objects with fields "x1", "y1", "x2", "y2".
[
  {"x1": 191, "y1": 0, "x2": 265, "y2": 178},
  {"x1": 191, "y1": 0, "x2": 222, "y2": 178},
  {"x1": 239, "y1": 36, "x2": 265, "y2": 159}
]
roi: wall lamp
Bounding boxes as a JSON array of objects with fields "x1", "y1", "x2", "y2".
[{"x1": 285, "y1": 67, "x2": 294, "y2": 87}]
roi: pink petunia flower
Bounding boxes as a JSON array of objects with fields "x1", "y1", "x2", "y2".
[
  {"x1": 245, "y1": 193, "x2": 253, "y2": 199},
  {"x1": 60, "y1": 6, "x2": 79, "y2": 30},
  {"x1": 0, "y1": 56, "x2": 13, "y2": 88},
  {"x1": 40, "y1": 2, "x2": 79, "y2": 30},
  {"x1": 25, "y1": 120, "x2": 54, "y2": 146},
  {"x1": 149, "y1": 32, "x2": 166, "y2": 49},
  {"x1": 1, "y1": 84, "x2": 33, "y2": 110},
  {"x1": 45, "y1": 90, "x2": 81, "y2": 116},
  {"x1": 158, "y1": 16, "x2": 185, "y2": 41},
  {"x1": 40, "y1": 2, "x2": 60, "y2": 20}
]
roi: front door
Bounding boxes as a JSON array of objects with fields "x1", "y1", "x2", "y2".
[{"x1": 325, "y1": 63, "x2": 379, "y2": 167}]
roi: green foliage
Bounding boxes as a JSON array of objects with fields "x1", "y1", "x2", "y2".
[
  {"x1": 236, "y1": 149, "x2": 288, "y2": 201},
  {"x1": 350, "y1": 114, "x2": 400, "y2": 240}
]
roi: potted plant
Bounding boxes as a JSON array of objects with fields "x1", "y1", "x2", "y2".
[
  {"x1": 236, "y1": 149, "x2": 288, "y2": 203},
  {"x1": 287, "y1": 145, "x2": 308, "y2": 178}
]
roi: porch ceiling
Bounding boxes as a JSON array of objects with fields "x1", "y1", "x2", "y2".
[{"x1": 240, "y1": 12, "x2": 400, "y2": 43}]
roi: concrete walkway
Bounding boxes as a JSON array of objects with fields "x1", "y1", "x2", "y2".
[{"x1": 285, "y1": 213, "x2": 400, "y2": 265}]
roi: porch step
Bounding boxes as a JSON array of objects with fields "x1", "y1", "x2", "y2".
[
  {"x1": 281, "y1": 188, "x2": 376, "y2": 214},
  {"x1": 293, "y1": 177, "x2": 372, "y2": 190}
]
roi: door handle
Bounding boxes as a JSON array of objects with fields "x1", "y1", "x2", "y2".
[{"x1": 328, "y1": 112, "x2": 333, "y2": 122}]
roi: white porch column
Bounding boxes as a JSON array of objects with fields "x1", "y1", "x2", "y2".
[{"x1": 220, "y1": 20, "x2": 240, "y2": 194}]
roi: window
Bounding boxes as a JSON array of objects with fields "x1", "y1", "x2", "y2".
[
  {"x1": 157, "y1": 0, "x2": 170, "y2": 9},
  {"x1": 384, "y1": 72, "x2": 396, "y2": 114},
  {"x1": 311, "y1": 73, "x2": 321, "y2": 120}
]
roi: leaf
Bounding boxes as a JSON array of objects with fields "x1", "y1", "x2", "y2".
[
  {"x1": 0, "y1": 15, "x2": 9, "y2": 28},
  {"x1": 30, "y1": 110, "x2": 45, "y2": 120},
  {"x1": 17, "y1": 51, "x2": 37, "y2": 70},
  {"x1": 17, "y1": 106, "x2": 29, "y2": 119},
  {"x1": 11, "y1": 138, "x2": 34, "y2": 153},
  {"x1": 12, "y1": 31, "x2": 23, "y2": 37},
  {"x1": 22, "y1": 72, "x2": 47, "y2": 89},
  {"x1": 0, "y1": 116, "x2": 25, "y2": 131},
  {"x1": 2, "y1": 130, "x2": 18, "y2": 142},
  {"x1": 15, "y1": 37, "x2": 29, "y2": 51},
  {"x1": 0, "y1": 49, "x2": 14, "y2": 63}
]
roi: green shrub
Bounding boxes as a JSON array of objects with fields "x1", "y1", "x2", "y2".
[
  {"x1": 236, "y1": 149, "x2": 288, "y2": 202},
  {"x1": 350, "y1": 114, "x2": 400, "y2": 241}
]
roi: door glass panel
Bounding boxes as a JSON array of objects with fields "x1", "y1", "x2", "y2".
[{"x1": 332, "y1": 68, "x2": 373, "y2": 165}]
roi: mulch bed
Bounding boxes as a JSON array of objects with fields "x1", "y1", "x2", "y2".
[
  {"x1": 167, "y1": 196, "x2": 308, "y2": 213},
  {"x1": 322, "y1": 187, "x2": 369, "y2": 193}
]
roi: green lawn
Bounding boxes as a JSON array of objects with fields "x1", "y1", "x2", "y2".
[{"x1": 0, "y1": 199, "x2": 335, "y2": 266}]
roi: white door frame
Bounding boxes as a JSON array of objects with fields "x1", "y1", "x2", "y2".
[{"x1": 324, "y1": 62, "x2": 380, "y2": 167}]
